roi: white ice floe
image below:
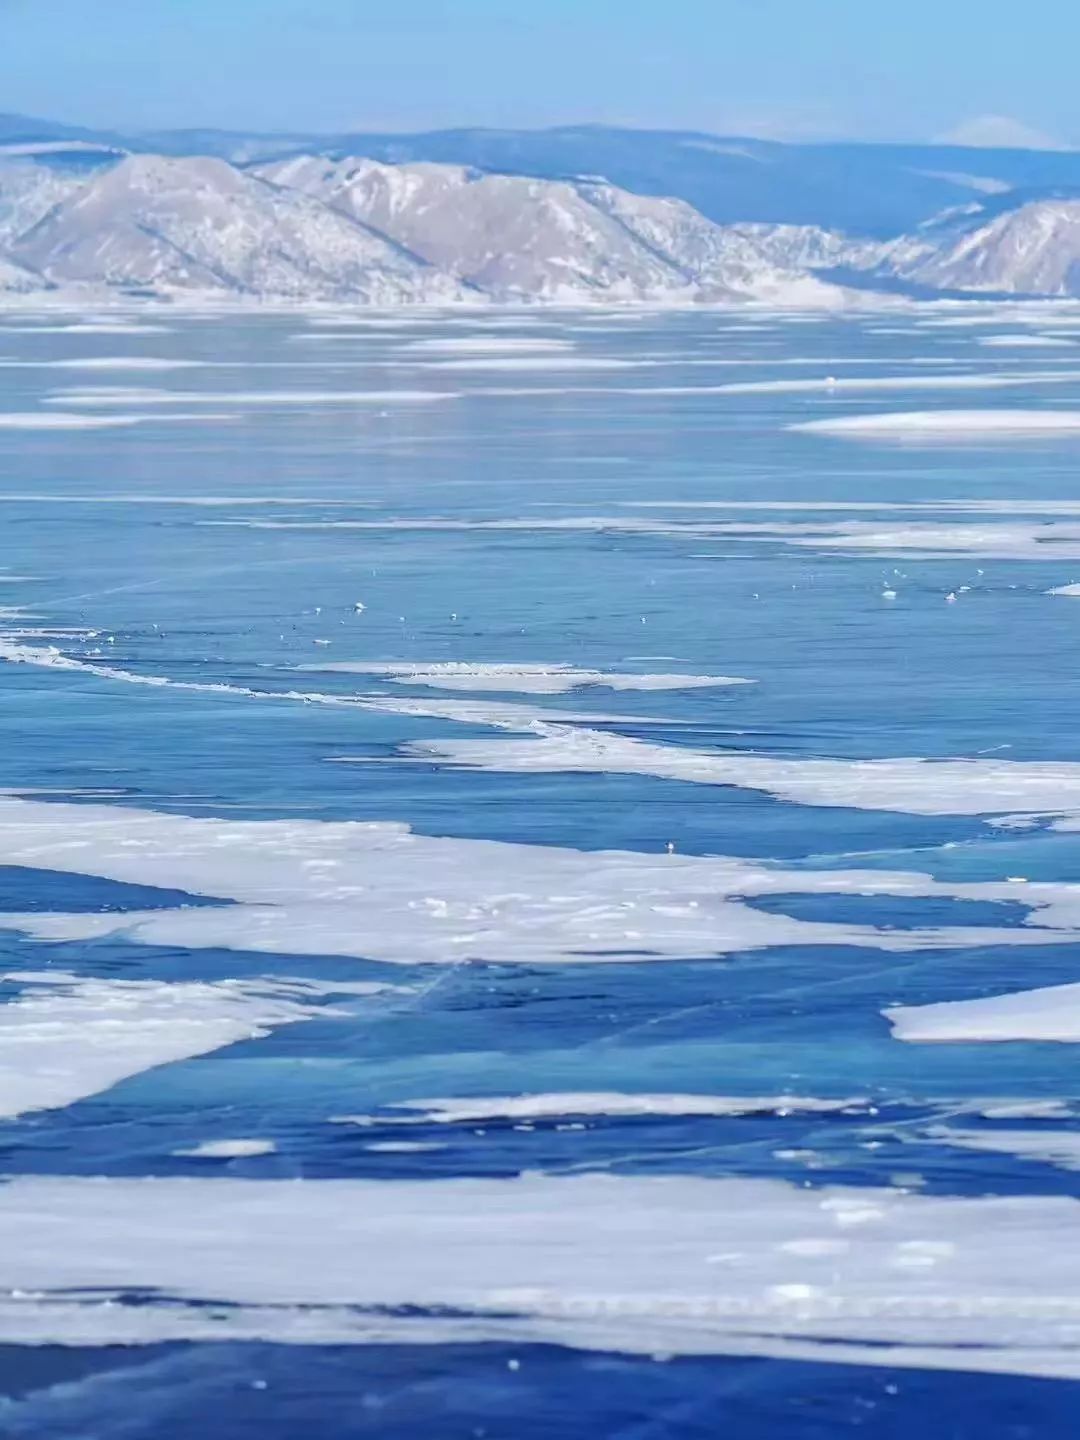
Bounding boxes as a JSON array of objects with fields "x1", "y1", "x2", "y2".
[
  {"x1": 194, "y1": 510, "x2": 1080, "y2": 558},
  {"x1": 5, "y1": 1172, "x2": 1080, "y2": 1377},
  {"x1": 49, "y1": 387, "x2": 459, "y2": 407},
  {"x1": 41, "y1": 357, "x2": 204, "y2": 371},
  {"x1": 0, "y1": 794, "x2": 1068, "y2": 967},
  {"x1": 978, "y1": 335, "x2": 1077, "y2": 348},
  {"x1": 930, "y1": 1127, "x2": 1080, "y2": 1171},
  {"x1": 0, "y1": 323, "x2": 173, "y2": 335},
  {"x1": 978, "y1": 1100, "x2": 1074, "y2": 1120},
  {"x1": 718, "y1": 371, "x2": 1080, "y2": 395},
  {"x1": 0, "y1": 413, "x2": 142, "y2": 430},
  {"x1": 0, "y1": 971, "x2": 395, "y2": 1119},
  {"x1": 375, "y1": 720, "x2": 1080, "y2": 827},
  {"x1": 173, "y1": 1139, "x2": 278, "y2": 1158},
  {"x1": 11, "y1": 633, "x2": 1080, "y2": 832},
  {"x1": 345, "y1": 1092, "x2": 870, "y2": 1125},
  {"x1": 886, "y1": 982, "x2": 1080, "y2": 1043},
  {"x1": 793, "y1": 410, "x2": 1080, "y2": 439},
  {"x1": 297, "y1": 661, "x2": 753, "y2": 694},
  {"x1": 1048, "y1": 583, "x2": 1080, "y2": 596},
  {"x1": 398, "y1": 337, "x2": 577, "y2": 354},
  {"x1": 410, "y1": 357, "x2": 645, "y2": 371},
  {"x1": 0, "y1": 640, "x2": 657, "y2": 731}
]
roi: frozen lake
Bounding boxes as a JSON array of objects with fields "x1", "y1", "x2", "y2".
[{"x1": 4, "y1": 303, "x2": 1080, "y2": 1435}]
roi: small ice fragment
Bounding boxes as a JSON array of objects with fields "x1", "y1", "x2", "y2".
[
  {"x1": 945, "y1": 592, "x2": 957, "y2": 603},
  {"x1": 881, "y1": 588, "x2": 897, "y2": 600},
  {"x1": 354, "y1": 602, "x2": 365, "y2": 612},
  {"x1": 174, "y1": 1139, "x2": 277, "y2": 1159}
]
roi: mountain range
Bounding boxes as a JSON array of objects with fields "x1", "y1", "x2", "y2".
[{"x1": 4, "y1": 113, "x2": 1080, "y2": 305}]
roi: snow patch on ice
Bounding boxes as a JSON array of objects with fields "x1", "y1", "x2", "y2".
[
  {"x1": 0, "y1": 971, "x2": 395, "y2": 1118},
  {"x1": 297, "y1": 661, "x2": 753, "y2": 693},
  {"x1": 173, "y1": 1139, "x2": 278, "y2": 1158},
  {"x1": 886, "y1": 982, "x2": 1080, "y2": 1043},
  {"x1": 3, "y1": 1172, "x2": 1080, "y2": 1376},
  {"x1": 793, "y1": 410, "x2": 1080, "y2": 439}
]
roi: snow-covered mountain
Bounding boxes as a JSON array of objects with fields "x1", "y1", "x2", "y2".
[
  {"x1": 0, "y1": 252, "x2": 43, "y2": 293},
  {"x1": 864, "y1": 191, "x2": 1080, "y2": 296},
  {"x1": 254, "y1": 155, "x2": 841, "y2": 303},
  {"x1": 3, "y1": 154, "x2": 467, "y2": 302},
  {"x1": 0, "y1": 150, "x2": 847, "y2": 305},
  {"x1": 13, "y1": 141, "x2": 1080, "y2": 306}
]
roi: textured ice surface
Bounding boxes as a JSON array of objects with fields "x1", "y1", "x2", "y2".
[
  {"x1": 719, "y1": 371, "x2": 1080, "y2": 395},
  {"x1": 0, "y1": 971, "x2": 395, "y2": 1118},
  {"x1": 930, "y1": 1128, "x2": 1080, "y2": 1172},
  {"x1": 297, "y1": 661, "x2": 753, "y2": 693},
  {"x1": 343, "y1": 1093, "x2": 871, "y2": 1124},
  {"x1": 173, "y1": 1139, "x2": 278, "y2": 1158},
  {"x1": 793, "y1": 409, "x2": 1080, "y2": 438},
  {"x1": 0, "y1": 412, "x2": 142, "y2": 430},
  {"x1": 381, "y1": 721, "x2": 1080, "y2": 825},
  {"x1": 0, "y1": 795, "x2": 1066, "y2": 965},
  {"x1": 51, "y1": 386, "x2": 460, "y2": 407},
  {"x1": 886, "y1": 982, "x2": 1080, "y2": 1043},
  {"x1": 4, "y1": 1173, "x2": 1080, "y2": 1377}
]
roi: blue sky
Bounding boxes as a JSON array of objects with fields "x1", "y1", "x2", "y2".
[{"x1": 0, "y1": 0, "x2": 1075, "y2": 144}]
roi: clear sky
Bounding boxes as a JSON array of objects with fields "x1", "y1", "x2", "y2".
[{"x1": 0, "y1": 0, "x2": 1075, "y2": 146}]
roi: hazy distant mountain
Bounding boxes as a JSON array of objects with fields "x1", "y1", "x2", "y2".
[
  {"x1": 8, "y1": 114, "x2": 1080, "y2": 303},
  {"x1": 8, "y1": 112, "x2": 1080, "y2": 237}
]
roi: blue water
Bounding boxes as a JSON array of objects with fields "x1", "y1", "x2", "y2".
[{"x1": 3, "y1": 308, "x2": 1080, "y2": 1434}]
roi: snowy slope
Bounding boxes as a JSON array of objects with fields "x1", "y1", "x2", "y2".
[
  {"x1": 5, "y1": 155, "x2": 468, "y2": 301},
  {"x1": 870, "y1": 195, "x2": 1080, "y2": 296},
  {"x1": 0, "y1": 157, "x2": 90, "y2": 250},
  {"x1": 256, "y1": 155, "x2": 846, "y2": 303},
  {"x1": 0, "y1": 252, "x2": 43, "y2": 293}
]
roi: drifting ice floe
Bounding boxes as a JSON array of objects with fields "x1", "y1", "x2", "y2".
[
  {"x1": 339, "y1": 1093, "x2": 870, "y2": 1125},
  {"x1": 978, "y1": 335, "x2": 1077, "y2": 348},
  {"x1": 718, "y1": 371, "x2": 1080, "y2": 395},
  {"x1": 195, "y1": 510, "x2": 1080, "y2": 558},
  {"x1": 399, "y1": 337, "x2": 578, "y2": 354},
  {"x1": 376, "y1": 721, "x2": 1080, "y2": 827},
  {"x1": 930, "y1": 1128, "x2": 1080, "y2": 1172},
  {"x1": 173, "y1": 1139, "x2": 278, "y2": 1158},
  {"x1": 50, "y1": 386, "x2": 460, "y2": 408},
  {"x1": 0, "y1": 413, "x2": 142, "y2": 430},
  {"x1": 0, "y1": 971, "x2": 396, "y2": 1119},
  {"x1": 297, "y1": 661, "x2": 752, "y2": 693},
  {"x1": 792, "y1": 410, "x2": 1080, "y2": 439},
  {"x1": 0, "y1": 794, "x2": 1068, "y2": 966},
  {"x1": 11, "y1": 633, "x2": 1080, "y2": 830},
  {"x1": 886, "y1": 982, "x2": 1080, "y2": 1043},
  {"x1": 5, "y1": 1172, "x2": 1080, "y2": 1377},
  {"x1": 41, "y1": 356, "x2": 204, "y2": 371}
]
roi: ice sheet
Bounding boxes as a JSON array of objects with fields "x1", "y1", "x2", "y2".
[
  {"x1": 0, "y1": 971, "x2": 395, "y2": 1118},
  {"x1": 297, "y1": 661, "x2": 752, "y2": 693},
  {"x1": 930, "y1": 1127, "x2": 1080, "y2": 1171},
  {"x1": 886, "y1": 982, "x2": 1080, "y2": 1043},
  {"x1": 0, "y1": 794, "x2": 1066, "y2": 966},
  {"x1": 4, "y1": 1172, "x2": 1080, "y2": 1377},
  {"x1": 793, "y1": 410, "x2": 1080, "y2": 439},
  {"x1": 343, "y1": 1093, "x2": 870, "y2": 1124}
]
